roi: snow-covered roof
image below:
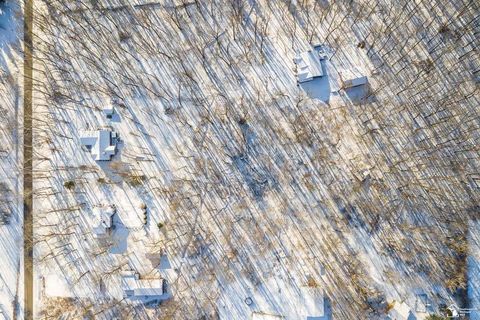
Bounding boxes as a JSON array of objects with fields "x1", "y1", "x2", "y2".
[
  {"x1": 343, "y1": 75, "x2": 368, "y2": 88},
  {"x1": 80, "y1": 129, "x2": 117, "y2": 161},
  {"x1": 294, "y1": 50, "x2": 324, "y2": 83},
  {"x1": 132, "y1": 287, "x2": 164, "y2": 296},
  {"x1": 92, "y1": 205, "x2": 115, "y2": 237},
  {"x1": 103, "y1": 105, "x2": 114, "y2": 116},
  {"x1": 121, "y1": 271, "x2": 167, "y2": 301},
  {"x1": 339, "y1": 69, "x2": 368, "y2": 88}
]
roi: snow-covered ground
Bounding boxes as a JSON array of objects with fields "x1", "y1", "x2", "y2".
[
  {"x1": 469, "y1": 220, "x2": 480, "y2": 319},
  {"x1": 0, "y1": 1, "x2": 22, "y2": 319},
  {"x1": 29, "y1": 0, "x2": 480, "y2": 319}
]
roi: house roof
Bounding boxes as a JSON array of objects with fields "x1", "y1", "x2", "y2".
[
  {"x1": 133, "y1": 288, "x2": 164, "y2": 296},
  {"x1": 92, "y1": 206, "x2": 115, "y2": 236},
  {"x1": 103, "y1": 105, "x2": 114, "y2": 116},
  {"x1": 80, "y1": 129, "x2": 117, "y2": 161},
  {"x1": 294, "y1": 50, "x2": 324, "y2": 83},
  {"x1": 121, "y1": 272, "x2": 166, "y2": 299}
]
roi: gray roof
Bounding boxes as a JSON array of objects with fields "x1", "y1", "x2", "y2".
[
  {"x1": 343, "y1": 75, "x2": 368, "y2": 88},
  {"x1": 294, "y1": 50, "x2": 324, "y2": 83}
]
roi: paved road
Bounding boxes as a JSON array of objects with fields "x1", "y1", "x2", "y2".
[{"x1": 23, "y1": 0, "x2": 33, "y2": 318}]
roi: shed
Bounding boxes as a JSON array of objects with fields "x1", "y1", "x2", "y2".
[
  {"x1": 80, "y1": 129, "x2": 118, "y2": 161},
  {"x1": 343, "y1": 75, "x2": 368, "y2": 88},
  {"x1": 103, "y1": 105, "x2": 115, "y2": 118},
  {"x1": 339, "y1": 69, "x2": 368, "y2": 89},
  {"x1": 294, "y1": 50, "x2": 324, "y2": 83}
]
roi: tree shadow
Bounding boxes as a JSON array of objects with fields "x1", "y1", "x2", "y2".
[
  {"x1": 0, "y1": 0, "x2": 21, "y2": 68},
  {"x1": 344, "y1": 83, "x2": 377, "y2": 105},
  {"x1": 109, "y1": 213, "x2": 129, "y2": 255}
]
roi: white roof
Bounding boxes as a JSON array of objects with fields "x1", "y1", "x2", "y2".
[
  {"x1": 339, "y1": 69, "x2": 368, "y2": 88},
  {"x1": 133, "y1": 288, "x2": 164, "y2": 296},
  {"x1": 103, "y1": 105, "x2": 114, "y2": 115},
  {"x1": 294, "y1": 50, "x2": 324, "y2": 83},
  {"x1": 121, "y1": 272, "x2": 166, "y2": 299},
  {"x1": 80, "y1": 129, "x2": 117, "y2": 161},
  {"x1": 79, "y1": 134, "x2": 96, "y2": 146}
]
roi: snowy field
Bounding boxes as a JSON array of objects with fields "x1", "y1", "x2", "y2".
[
  {"x1": 22, "y1": 0, "x2": 480, "y2": 319},
  {"x1": 0, "y1": 1, "x2": 22, "y2": 319}
]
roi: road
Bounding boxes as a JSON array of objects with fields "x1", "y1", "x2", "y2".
[{"x1": 23, "y1": 0, "x2": 33, "y2": 318}]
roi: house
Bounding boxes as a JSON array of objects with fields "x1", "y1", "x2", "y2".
[
  {"x1": 294, "y1": 50, "x2": 324, "y2": 83},
  {"x1": 92, "y1": 205, "x2": 115, "y2": 237},
  {"x1": 121, "y1": 271, "x2": 168, "y2": 302},
  {"x1": 80, "y1": 129, "x2": 118, "y2": 161}
]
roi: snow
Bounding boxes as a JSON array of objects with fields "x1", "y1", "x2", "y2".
[
  {"x1": 252, "y1": 312, "x2": 284, "y2": 319},
  {"x1": 29, "y1": 0, "x2": 480, "y2": 318},
  {"x1": 217, "y1": 276, "x2": 326, "y2": 320},
  {"x1": 468, "y1": 220, "x2": 480, "y2": 320},
  {"x1": 387, "y1": 301, "x2": 414, "y2": 320},
  {"x1": 0, "y1": 1, "x2": 22, "y2": 319},
  {"x1": 44, "y1": 274, "x2": 75, "y2": 298},
  {"x1": 0, "y1": 1, "x2": 20, "y2": 51}
]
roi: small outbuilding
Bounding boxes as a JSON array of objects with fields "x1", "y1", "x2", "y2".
[
  {"x1": 80, "y1": 129, "x2": 118, "y2": 161},
  {"x1": 343, "y1": 75, "x2": 368, "y2": 89},
  {"x1": 339, "y1": 69, "x2": 368, "y2": 89},
  {"x1": 294, "y1": 50, "x2": 324, "y2": 83},
  {"x1": 103, "y1": 105, "x2": 115, "y2": 119}
]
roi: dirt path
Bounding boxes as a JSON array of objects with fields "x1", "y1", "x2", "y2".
[{"x1": 23, "y1": 0, "x2": 33, "y2": 318}]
